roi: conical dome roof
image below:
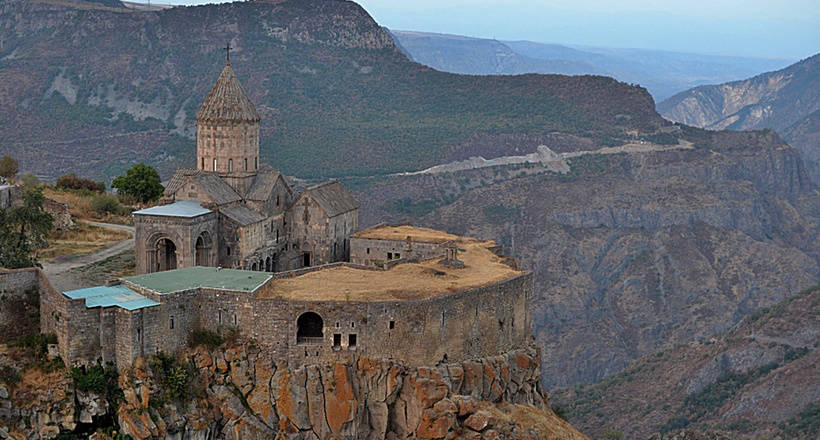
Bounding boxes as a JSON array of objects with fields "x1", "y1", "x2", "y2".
[{"x1": 196, "y1": 62, "x2": 261, "y2": 123}]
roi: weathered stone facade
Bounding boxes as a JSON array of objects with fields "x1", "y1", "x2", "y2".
[{"x1": 134, "y1": 59, "x2": 358, "y2": 275}]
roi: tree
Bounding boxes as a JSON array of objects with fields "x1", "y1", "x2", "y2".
[
  {"x1": 0, "y1": 186, "x2": 54, "y2": 269},
  {"x1": 112, "y1": 163, "x2": 164, "y2": 203},
  {"x1": 0, "y1": 155, "x2": 19, "y2": 179}
]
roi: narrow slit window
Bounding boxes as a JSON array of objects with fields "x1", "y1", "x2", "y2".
[
  {"x1": 389, "y1": 320, "x2": 395, "y2": 330},
  {"x1": 351, "y1": 322, "x2": 355, "y2": 329},
  {"x1": 170, "y1": 316, "x2": 174, "y2": 330},
  {"x1": 245, "y1": 158, "x2": 248, "y2": 171},
  {"x1": 228, "y1": 159, "x2": 233, "y2": 172},
  {"x1": 233, "y1": 314, "x2": 237, "y2": 326},
  {"x1": 213, "y1": 158, "x2": 217, "y2": 171}
]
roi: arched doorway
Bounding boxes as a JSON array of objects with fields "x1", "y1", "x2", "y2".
[
  {"x1": 296, "y1": 312, "x2": 324, "y2": 345},
  {"x1": 251, "y1": 261, "x2": 258, "y2": 271},
  {"x1": 195, "y1": 232, "x2": 212, "y2": 267},
  {"x1": 265, "y1": 256, "x2": 272, "y2": 272},
  {"x1": 156, "y1": 238, "x2": 177, "y2": 272}
]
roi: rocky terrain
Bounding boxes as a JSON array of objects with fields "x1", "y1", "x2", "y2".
[
  {"x1": 350, "y1": 127, "x2": 819, "y2": 394},
  {"x1": 658, "y1": 54, "x2": 820, "y2": 182},
  {"x1": 0, "y1": 342, "x2": 586, "y2": 439},
  {"x1": 551, "y1": 285, "x2": 819, "y2": 439},
  {"x1": 0, "y1": 0, "x2": 664, "y2": 182}
]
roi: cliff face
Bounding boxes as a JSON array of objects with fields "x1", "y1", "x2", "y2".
[
  {"x1": 0, "y1": 344, "x2": 587, "y2": 439},
  {"x1": 657, "y1": 54, "x2": 820, "y2": 183},
  {"x1": 551, "y1": 286, "x2": 819, "y2": 439},
  {"x1": 351, "y1": 129, "x2": 819, "y2": 390}
]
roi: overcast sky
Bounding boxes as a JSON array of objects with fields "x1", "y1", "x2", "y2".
[{"x1": 161, "y1": 0, "x2": 818, "y2": 59}]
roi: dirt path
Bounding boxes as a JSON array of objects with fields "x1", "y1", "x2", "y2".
[{"x1": 41, "y1": 220, "x2": 135, "y2": 291}]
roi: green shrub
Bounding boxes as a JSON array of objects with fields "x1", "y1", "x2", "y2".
[
  {"x1": 149, "y1": 352, "x2": 201, "y2": 403},
  {"x1": 0, "y1": 364, "x2": 21, "y2": 386},
  {"x1": 188, "y1": 329, "x2": 223, "y2": 349},
  {"x1": 604, "y1": 430, "x2": 624, "y2": 440},
  {"x1": 784, "y1": 402, "x2": 820, "y2": 436},
  {"x1": 90, "y1": 193, "x2": 124, "y2": 215},
  {"x1": 12, "y1": 333, "x2": 57, "y2": 357},
  {"x1": 660, "y1": 416, "x2": 690, "y2": 433},
  {"x1": 70, "y1": 363, "x2": 118, "y2": 394},
  {"x1": 552, "y1": 405, "x2": 568, "y2": 421}
]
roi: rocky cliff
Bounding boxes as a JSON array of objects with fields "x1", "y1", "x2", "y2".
[
  {"x1": 658, "y1": 54, "x2": 820, "y2": 182},
  {"x1": 0, "y1": 343, "x2": 586, "y2": 439},
  {"x1": 350, "y1": 128, "x2": 818, "y2": 391},
  {"x1": 551, "y1": 285, "x2": 819, "y2": 439}
]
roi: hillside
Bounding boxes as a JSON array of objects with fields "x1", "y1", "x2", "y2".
[
  {"x1": 550, "y1": 285, "x2": 819, "y2": 439},
  {"x1": 348, "y1": 127, "x2": 819, "y2": 391},
  {"x1": 390, "y1": 31, "x2": 792, "y2": 101},
  {"x1": 0, "y1": 0, "x2": 664, "y2": 182},
  {"x1": 658, "y1": 55, "x2": 820, "y2": 182}
]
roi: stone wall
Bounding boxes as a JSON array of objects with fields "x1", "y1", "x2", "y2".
[
  {"x1": 350, "y1": 236, "x2": 444, "y2": 266},
  {"x1": 0, "y1": 184, "x2": 20, "y2": 209},
  {"x1": 0, "y1": 268, "x2": 41, "y2": 342},
  {"x1": 134, "y1": 212, "x2": 218, "y2": 274},
  {"x1": 196, "y1": 121, "x2": 260, "y2": 173}
]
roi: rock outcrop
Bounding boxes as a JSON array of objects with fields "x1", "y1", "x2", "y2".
[{"x1": 115, "y1": 345, "x2": 586, "y2": 439}]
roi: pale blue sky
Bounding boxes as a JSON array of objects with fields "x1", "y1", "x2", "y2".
[{"x1": 160, "y1": 0, "x2": 818, "y2": 59}]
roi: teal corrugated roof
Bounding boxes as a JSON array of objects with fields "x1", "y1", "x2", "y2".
[
  {"x1": 133, "y1": 200, "x2": 212, "y2": 218},
  {"x1": 63, "y1": 285, "x2": 160, "y2": 311}
]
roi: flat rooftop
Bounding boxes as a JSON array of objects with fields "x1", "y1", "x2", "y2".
[
  {"x1": 123, "y1": 267, "x2": 271, "y2": 294},
  {"x1": 133, "y1": 200, "x2": 211, "y2": 218},
  {"x1": 258, "y1": 237, "x2": 521, "y2": 302},
  {"x1": 352, "y1": 225, "x2": 459, "y2": 244}
]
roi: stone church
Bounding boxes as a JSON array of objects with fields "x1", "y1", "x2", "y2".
[{"x1": 134, "y1": 58, "x2": 358, "y2": 274}]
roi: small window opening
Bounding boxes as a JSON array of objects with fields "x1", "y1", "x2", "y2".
[
  {"x1": 137, "y1": 328, "x2": 142, "y2": 342},
  {"x1": 255, "y1": 157, "x2": 258, "y2": 170},
  {"x1": 170, "y1": 316, "x2": 174, "y2": 330},
  {"x1": 366, "y1": 248, "x2": 370, "y2": 254},
  {"x1": 245, "y1": 158, "x2": 248, "y2": 171},
  {"x1": 218, "y1": 311, "x2": 222, "y2": 324},
  {"x1": 233, "y1": 314, "x2": 237, "y2": 326},
  {"x1": 387, "y1": 252, "x2": 393, "y2": 260},
  {"x1": 389, "y1": 320, "x2": 395, "y2": 330},
  {"x1": 395, "y1": 253, "x2": 401, "y2": 260},
  {"x1": 201, "y1": 157, "x2": 204, "y2": 169},
  {"x1": 276, "y1": 195, "x2": 280, "y2": 206},
  {"x1": 228, "y1": 159, "x2": 233, "y2": 172},
  {"x1": 213, "y1": 158, "x2": 217, "y2": 171},
  {"x1": 351, "y1": 322, "x2": 355, "y2": 328},
  {"x1": 335, "y1": 321, "x2": 340, "y2": 328},
  {"x1": 348, "y1": 334, "x2": 357, "y2": 347},
  {"x1": 227, "y1": 245, "x2": 231, "y2": 256},
  {"x1": 333, "y1": 334, "x2": 341, "y2": 348}
]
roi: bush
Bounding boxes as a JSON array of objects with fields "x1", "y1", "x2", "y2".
[
  {"x1": 552, "y1": 405, "x2": 568, "y2": 421},
  {"x1": 188, "y1": 329, "x2": 223, "y2": 349},
  {"x1": 660, "y1": 416, "x2": 690, "y2": 433},
  {"x1": 149, "y1": 352, "x2": 201, "y2": 403},
  {"x1": 90, "y1": 193, "x2": 124, "y2": 215},
  {"x1": 12, "y1": 333, "x2": 57, "y2": 357},
  {"x1": 56, "y1": 173, "x2": 105, "y2": 193},
  {"x1": 0, "y1": 155, "x2": 18, "y2": 179},
  {"x1": 0, "y1": 364, "x2": 21, "y2": 386}
]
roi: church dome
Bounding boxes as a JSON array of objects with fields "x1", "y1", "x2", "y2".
[{"x1": 195, "y1": 62, "x2": 261, "y2": 123}]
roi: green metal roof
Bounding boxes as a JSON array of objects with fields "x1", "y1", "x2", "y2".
[
  {"x1": 123, "y1": 267, "x2": 272, "y2": 294},
  {"x1": 63, "y1": 285, "x2": 160, "y2": 311}
]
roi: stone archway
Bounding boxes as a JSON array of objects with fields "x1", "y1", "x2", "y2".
[
  {"x1": 265, "y1": 256, "x2": 272, "y2": 272},
  {"x1": 296, "y1": 312, "x2": 324, "y2": 345},
  {"x1": 195, "y1": 232, "x2": 212, "y2": 267},
  {"x1": 156, "y1": 238, "x2": 177, "y2": 272}
]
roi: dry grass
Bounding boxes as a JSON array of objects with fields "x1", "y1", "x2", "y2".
[
  {"x1": 482, "y1": 403, "x2": 589, "y2": 439},
  {"x1": 353, "y1": 225, "x2": 459, "y2": 243},
  {"x1": 39, "y1": 222, "x2": 130, "y2": 261},
  {"x1": 258, "y1": 238, "x2": 521, "y2": 301},
  {"x1": 43, "y1": 187, "x2": 134, "y2": 225}
]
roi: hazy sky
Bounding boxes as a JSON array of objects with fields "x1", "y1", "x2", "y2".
[{"x1": 162, "y1": 0, "x2": 818, "y2": 59}]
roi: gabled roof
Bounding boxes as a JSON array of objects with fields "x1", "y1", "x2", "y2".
[
  {"x1": 133, "y1": 200, "x2": 212, "y2": 218},
  {"x1": 164, "y1": 169, "x2": 242, "y2": 206},
  {"x1": 196, "y1": 62, "x2": 261, "y2": 123},
  {"x1": 221, "y1": 205, "x2": 266, "y2": 226},
  {"x1": 299, "y1": 180, "x2": 359, "y2": 218},
  {"x1": 246, "y1": 166, "x2": 289, "y2": 201}
]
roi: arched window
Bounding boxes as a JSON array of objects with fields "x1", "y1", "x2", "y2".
[
  {"x1": 296, "y1": 312, "x2": 324, "y2": 345},
  {"x1": 213, "y1": 158, "x2": 217, "y2": 171}
]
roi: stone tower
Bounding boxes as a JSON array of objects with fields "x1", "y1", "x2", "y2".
[{"x1": 195, "y1": 58, "x2": 261, "y2": 174}]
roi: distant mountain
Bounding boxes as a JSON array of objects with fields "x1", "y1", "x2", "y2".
[
  {"x1": 388, "y1": 30, "x2": 603, "y2": 76},
  {"x1": 0, "y1": 0, "x2": 664, "y2": 182},
  {"x1": 551, "y1": 285, "x2": 819, "y2": 439},
  {"x1": 389, "y1": 30, "x2": 793, "y2": 101},
  {"x1": 658, "y1": 54, "x2": 820, "y2": 183}
]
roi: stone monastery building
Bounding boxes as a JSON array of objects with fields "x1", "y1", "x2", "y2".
[
  {"x1": 39, "y1": 60, "x2": 534, "y2": 372},
  {"x1": 133, "y1": 57, "x2": 358, "y2": 275}
]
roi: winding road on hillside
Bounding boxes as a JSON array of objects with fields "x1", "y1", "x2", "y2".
[{"x1": 41, "y1": 220, "x2": 135, "y2": 292}]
